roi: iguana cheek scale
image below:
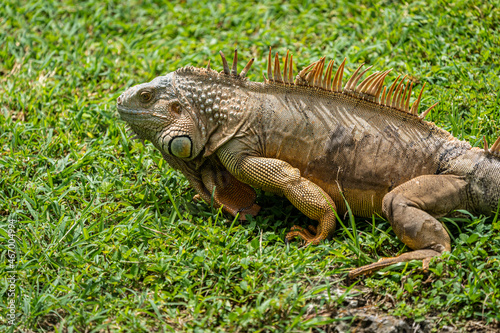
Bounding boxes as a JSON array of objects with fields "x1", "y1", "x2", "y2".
[{"x1": 117, "y1": 49, "x2": 500, "y2": 279}]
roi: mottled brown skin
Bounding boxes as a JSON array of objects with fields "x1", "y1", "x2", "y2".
[{"x1": 117, "y1": 64, "x2": 500, "y2": 279}]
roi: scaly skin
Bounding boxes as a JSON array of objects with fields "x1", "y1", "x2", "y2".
[{"x1": 117, "y1": 50, "x2": 500, "y2": 279}]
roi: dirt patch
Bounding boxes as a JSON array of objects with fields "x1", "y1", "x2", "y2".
[{"x1": 306, "y1": 286, "x2": 499, "y2": 332}]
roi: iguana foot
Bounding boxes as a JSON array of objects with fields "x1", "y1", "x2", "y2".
[
  {"x1": 290, "y1": 225, "x2": 317, "y2": 233},
  {"x1": 347, "y1": 249, "x2": 441, "y2": 280},
  {"x1": 237, "y1": 204, "x2": 261, "y2": 220},
  {"x1": 307, "y1": 225, "x2": 317, "y2": 234},
  {"x1": 287, "y1": 225, "x2": 315, "y2": 242},
  {"x1": 191, "y1": 193, "x2": 260, "y2": 220},
  {"x1": 286, "y1": 225, "x2": 325, "y2": 245}
]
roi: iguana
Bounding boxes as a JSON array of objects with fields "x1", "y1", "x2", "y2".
[{"x1": 117, "y1": 49, "x2": 500, "y2": 279}]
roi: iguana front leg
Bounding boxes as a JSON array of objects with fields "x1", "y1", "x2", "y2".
[
  {"x1": 217, "y1": 145, "x2": 337, "y2": 245},
  {"x1": 348, "y1": 174, "x2": 468, "y2": 279},
  {"x1": 188, "y1": 159, "x2": 261, "y2": 219}
]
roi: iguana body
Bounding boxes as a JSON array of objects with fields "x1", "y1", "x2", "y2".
[{"x1": 117, "y1": 49, "x2": 500, "y2": 278}]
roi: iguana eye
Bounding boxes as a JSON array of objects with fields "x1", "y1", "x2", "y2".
[{"x1": 139, "y1": 90, "x2": 153, "y2": 103}]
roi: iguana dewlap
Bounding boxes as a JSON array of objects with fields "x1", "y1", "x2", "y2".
[{"x1": 117, "y1": 49, "x2": 500, "y2": 279}]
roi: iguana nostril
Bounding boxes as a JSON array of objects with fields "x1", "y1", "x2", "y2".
[{"x1": 117, "y1": 96, "x2": 122, "y2": 104}]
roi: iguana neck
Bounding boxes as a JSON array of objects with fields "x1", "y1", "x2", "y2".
[{"x1": 173, "y1": 69, "x2": 253, "y2": 157}]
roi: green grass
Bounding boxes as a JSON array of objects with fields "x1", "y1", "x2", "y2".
[{"x1": 1, "y1": 0, "x2": 500, "y2": 331}]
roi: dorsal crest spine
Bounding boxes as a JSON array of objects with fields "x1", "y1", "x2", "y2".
[
  {"x1": 261, "y1": 47, "x2": 438, "y2": 120},
  {"x1": 485, "y1": 136, "x2": 500, "y2": 157},
  {"x1": 197, "y1": 48, "x2": 441, "y2": 119}
]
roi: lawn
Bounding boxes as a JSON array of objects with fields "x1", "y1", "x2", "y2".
[{"x1": 1, "y1": 0, "x2": 500, "y2": 331}]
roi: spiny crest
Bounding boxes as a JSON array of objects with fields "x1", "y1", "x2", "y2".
[
  {"x1": 264, "y1": 47, "x2": 438, "y2": 120},
  {"x1": 218, "y1": 49, "x2": 254, "y2": 78},
  {"x1": 204, "y1": 48, "x2": 438, "y2": 120},
  {"x1": 265, "y1": 47, "x2": 294, "y2": 84},
  {"x1": 484, "y1": 136, "x2": 500, "y2": 157}
]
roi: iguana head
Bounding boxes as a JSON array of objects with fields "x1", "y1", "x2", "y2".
[
  {"x1": 116, "y1": 52, "x2": 260, "y2": 217},
  {"x1": 117, "y1": 52, "x2": 254, "y2": 161},
  {"x1": 117, "y1": 73, "x2": 207, "y2": 161}
]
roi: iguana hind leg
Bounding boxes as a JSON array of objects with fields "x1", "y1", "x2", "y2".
[{"x1": 348, "y1": 174, "x2": 468, "y2": 280}]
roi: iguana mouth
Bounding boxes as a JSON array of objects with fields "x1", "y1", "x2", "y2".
[{"x1": 117, "y1": 105, "x2": 153, "y2": 116}]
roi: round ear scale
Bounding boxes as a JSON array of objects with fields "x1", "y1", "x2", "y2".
[{"x1": 169, "y1": 136, "x2": 192, "y2": 158}]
